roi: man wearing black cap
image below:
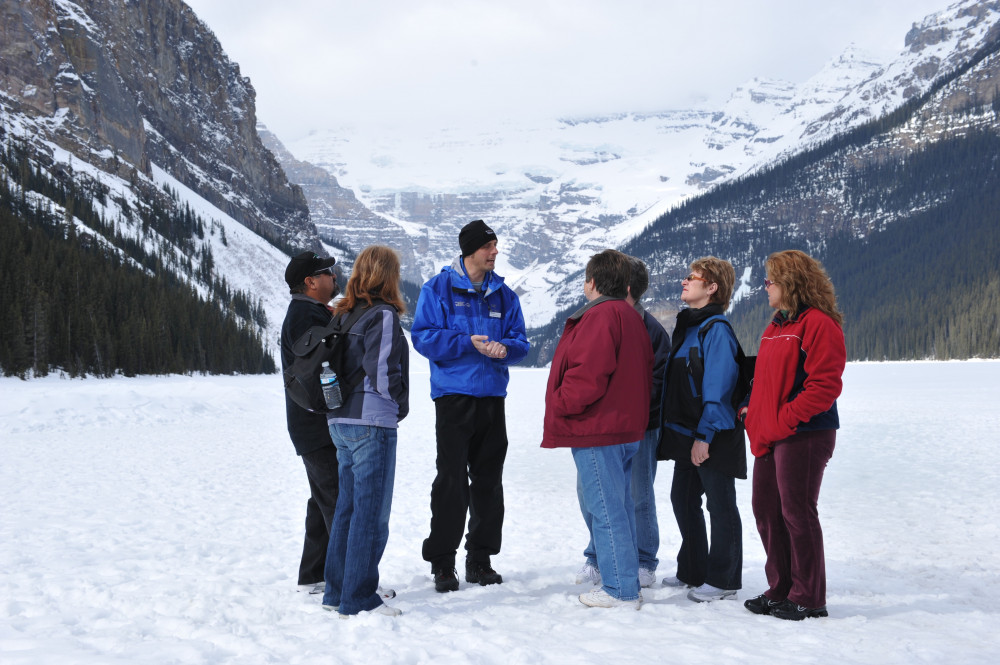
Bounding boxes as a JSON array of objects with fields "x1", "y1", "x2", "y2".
[
  {"x1": 412, "y1": 220, "x2": 530, "y2": 592},
  {"x1": 280, "y1": 251, "x2": 340, "y2": 593}
]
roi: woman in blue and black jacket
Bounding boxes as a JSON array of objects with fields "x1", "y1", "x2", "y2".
[{"x1": 659, "y1": 256, "x2": 745, "y2": 603}]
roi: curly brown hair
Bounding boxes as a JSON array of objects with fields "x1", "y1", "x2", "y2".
[
  {"x1": 766, "y1": 250, "x2": 843, "y2": 325},
  {"x1": 690, "y1": 256, "x2": 735, "y2": 306},
  {"x1": 333, "y1": 245, "x2": 407, "y2": 315}
]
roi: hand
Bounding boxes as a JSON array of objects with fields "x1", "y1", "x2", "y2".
[
  {"x1": 471, "y1": 335, "x2": 507, "y2": 359},
  {"x1": 691, "y1": 440, "x2": 710, "y2": 466},
  {"x1": 738, "y1": 407, "x2": 748, "y2": 422}
]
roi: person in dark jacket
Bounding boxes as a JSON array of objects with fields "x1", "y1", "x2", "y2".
[
  {"x1": 411, "y1": 220, "x2": 530, "y2": 592},
  {"x1": 574, "y1": 257, "x2": 669, "y2": 589},
  {"x1": 659, "y1": 257, "x2": 744, "y2": 603},
  {"x1": 279, "y1": 251, "x2": 339, "y2": 593},
  {"x1": 742, "y1": 250, "x2": 845, "y2": 621},
  {"x1": 543, "y1": 249, "x2": 653, "y2": 609},
  {"x1": 321, "y1": 245, "x2": 409, "y2": 617}
]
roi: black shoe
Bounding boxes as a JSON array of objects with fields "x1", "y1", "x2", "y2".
[
  {"x1": 744, "y1": 593, "x2": 783, "y2": 615},
  {"x1": 770, "y1": 599, "x2": 829, "y2": 621},
  {"x1": 465, "y1": 560, "x2": 503, "y2": 586},
  {"x1": 432, "y1": 567, "x2": 459, "y2": 593}
]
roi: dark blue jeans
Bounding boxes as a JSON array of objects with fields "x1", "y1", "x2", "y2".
[
  {"x1": 670, "y1": 462, "x2": 743, "y2": 590},
  {"x1": 322, "y1": 424, "x2": 397, "y2": 615}
]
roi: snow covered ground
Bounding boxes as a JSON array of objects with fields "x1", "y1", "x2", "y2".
[{"x1": 2, "y1": 360, "x2": 998, "y2": 664}]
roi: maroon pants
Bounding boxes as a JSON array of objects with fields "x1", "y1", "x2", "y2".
[{"x1": 751, "y1": 429, "x2": 835, "y2": 608}]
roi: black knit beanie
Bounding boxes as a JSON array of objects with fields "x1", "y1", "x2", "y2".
[{"x1": 458, "y1": 219, "x2": 496, "y2": 256}]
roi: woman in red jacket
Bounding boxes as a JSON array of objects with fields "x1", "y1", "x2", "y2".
[{"x1": 741, "y1": 250, "x2": 846, "y2": 621}]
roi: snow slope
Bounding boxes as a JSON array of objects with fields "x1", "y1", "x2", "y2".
[{"x1": 2, "y1": 361, "x2": 998, "y2": 664}]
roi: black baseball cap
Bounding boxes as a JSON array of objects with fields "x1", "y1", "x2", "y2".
[{"x1": 285, "y1": 251, "x2": 336, "y2": 288}]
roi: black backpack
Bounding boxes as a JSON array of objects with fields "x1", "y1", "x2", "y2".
[
  {"x1": 282, "y1": 305, "x2": 372, "y2": 414},
  {"x1": 691, "y1": 317, "x2": 756, "y2": 411}
]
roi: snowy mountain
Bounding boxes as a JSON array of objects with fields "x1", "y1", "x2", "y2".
[
  {"x1": 0, "y1": 0, "x2": 330, "y2": 368},
  {"x1": 281, "y1": 0, "x2": 1000, "y2": 328}
]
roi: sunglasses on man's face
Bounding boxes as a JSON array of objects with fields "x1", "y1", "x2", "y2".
[{"x1": 311, "y1": 267, "x2": 335, "y2": 277}]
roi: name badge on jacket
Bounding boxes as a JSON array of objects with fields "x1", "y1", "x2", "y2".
[{"x1": 490, "y1": 310, "x2": 502, "y2": 318}]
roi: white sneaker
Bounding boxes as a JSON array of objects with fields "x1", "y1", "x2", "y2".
[
  {"x1": 575, "y1": 562, "x2": 601, "y2": 585},
  {"x1": 336, "y1": 602, "x2": 403, "y2": 619},
  {"x1": 687, "y1": 583, "x2": 737, "y2": 602},
  {"x1": 368, "y1": 602, "x2": 402, "y2": 616},
  {"x1": 579, "y1": 588, "x2": 641, "y2": 610},
  {"x1": 660, "y1": 575, "x2": 690, "y2": 588},
  {"x1": 378, "y1": 586, "x2": 396, "y2": 599},
  {"x1": 638, "y1": 567, "x2": 657, "y2": 588},
  {"x1": 299, "y1": 582, "x2": 324, "y2": 594}
]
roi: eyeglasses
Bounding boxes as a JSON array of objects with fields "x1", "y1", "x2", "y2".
[
  {"x1": 311, "y1": 267, "x2": 334, "y2": 277},
  {"x1": 764, "y1": 278, "x2": 775, "y2": 288},
  {"x1": 683, "y1": 274, "x2": 708, "y2": 283}
]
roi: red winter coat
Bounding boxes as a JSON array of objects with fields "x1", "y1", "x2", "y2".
[
  {"x1": 541, "y1": 297, "x2": 653, "y2": 448},
  {"x1": 744, "y1": 306, "x2": 846, "y2": 457}
]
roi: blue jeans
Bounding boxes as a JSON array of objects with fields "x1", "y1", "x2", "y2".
[
  {"x1": 573, "y1": 441, "x2": 641, "y2": 601},
  {"x1": 322, "y1": 424, "x2": 397, "y2": 614},
  {"x1": 670, "y1": 462, "x2": 742, "y2": 590},
  {"x1": 578, "y1": 429, "x2": 660, "y2": 571}
]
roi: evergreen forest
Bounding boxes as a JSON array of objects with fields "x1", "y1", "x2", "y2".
[{"x1": 0, "y1": 141, "x2": 276, "y2": 378}]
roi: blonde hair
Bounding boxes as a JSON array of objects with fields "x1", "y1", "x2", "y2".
[
  {"x1": 333, "y1": 245, "x2": 407, "y2": 315},
  {"x1": 766, "y1": 250, "x2": 843, "y2": 325},
  {"x1": 690, "y1": 256, "x2": 735, "y2": 306}
]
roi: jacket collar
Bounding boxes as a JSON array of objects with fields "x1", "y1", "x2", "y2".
[
  {"x1": 671, "y1": 304, "x2": 724, "y2": 355},
  {"x1": 448, "y1": 255, "x2": 504, "y2": 296},
  {"x1": 771, "y1": 304, "x2": 812, "y2": 325},
  {"x1": 569, "y1": 295, "x2": 622, "y2": 321},
  {"x1": 291, "y1": 293, "x2": 329, "y2": 306}
]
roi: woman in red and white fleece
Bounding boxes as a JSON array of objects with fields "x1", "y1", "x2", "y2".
[{"x1": 741, "y1": 250, "x2": 846, "y2": 621}]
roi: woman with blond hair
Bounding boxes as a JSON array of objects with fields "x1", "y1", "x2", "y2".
[
  {"x1": 321, "y1": 245, "x2": 409, "y2": 617},
  {"x1": 741, "y1": 250, "x2": 846, "y2": 621}
]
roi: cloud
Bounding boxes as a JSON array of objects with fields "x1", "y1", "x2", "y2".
[{"x1": 184, "y1": 0, "x2": 950, "y2": 142}]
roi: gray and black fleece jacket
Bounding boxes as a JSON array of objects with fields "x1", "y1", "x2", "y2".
[{"x1": 325, "y1": 303, "x2": 410, "y2": 428}]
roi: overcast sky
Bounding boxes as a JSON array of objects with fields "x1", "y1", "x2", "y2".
[{"x1": 183, "y1": 0, "x2": 956, "y2": 143}]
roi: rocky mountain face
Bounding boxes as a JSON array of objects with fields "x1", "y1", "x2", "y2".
[
  {"x1": 281, "y1": 0, "x2": 1000, "y2": 328},
  {"x1": 0, "y1": 0, "x2": 317, "y2": 252}
]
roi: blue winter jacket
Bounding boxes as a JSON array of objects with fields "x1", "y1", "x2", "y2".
[
  {"x1": 662, "y1": 309, "x2": 739, "y2": 443},
  {"x1": 412, "y1": 257, "x2": 530, "y2": 399}
]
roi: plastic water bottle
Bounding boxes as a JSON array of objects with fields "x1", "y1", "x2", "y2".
[{"x1": 319, "y1": 361, "x2": 342, "y2": 410}]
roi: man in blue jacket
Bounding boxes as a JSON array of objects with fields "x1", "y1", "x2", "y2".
[{"x1": 411, "y1": 219, "x2": 530, "y2": 593}]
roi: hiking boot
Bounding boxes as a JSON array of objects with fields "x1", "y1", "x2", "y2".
[
  {"x1": 744, "y1": 593, "x2": 782, "y2": 615},
  {"x1": 579, "y1": 588, "x2": 641, "y2": 610},
  {"x1": 432, "y1": 567, "x2": 460, "y2": 593},
  {"x1": 687, "y1": 583, "x2": 737, "y2": 602},
  {"x1": 771, "y1": 599, "x2": 829, "y2": 621},
  {"x1": 638, "y1": 567, "x2": 657, "y2": 588},
  {"x1": 660, "y1": 575, "x2": 691, "y2": 588},
  {"x1": 466, "y1": 560, "x2": 503, "y2": 586},
  {"x1": 575, "y1": 562, "x2": 601, "y2": 585},
  {"x1": 378, "y1": 586, "x2": 396, "y2": 599}
]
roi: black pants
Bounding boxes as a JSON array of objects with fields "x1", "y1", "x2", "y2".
[
  {"x1": 422, "y1": 395, "x2": 508, "y2": 569},
  {"x1": 297, "y1": 444, "x2": 339, "y2": 585},
  {"x1": 670, "y1": 462, "x2": 743, "y2": 590}
]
